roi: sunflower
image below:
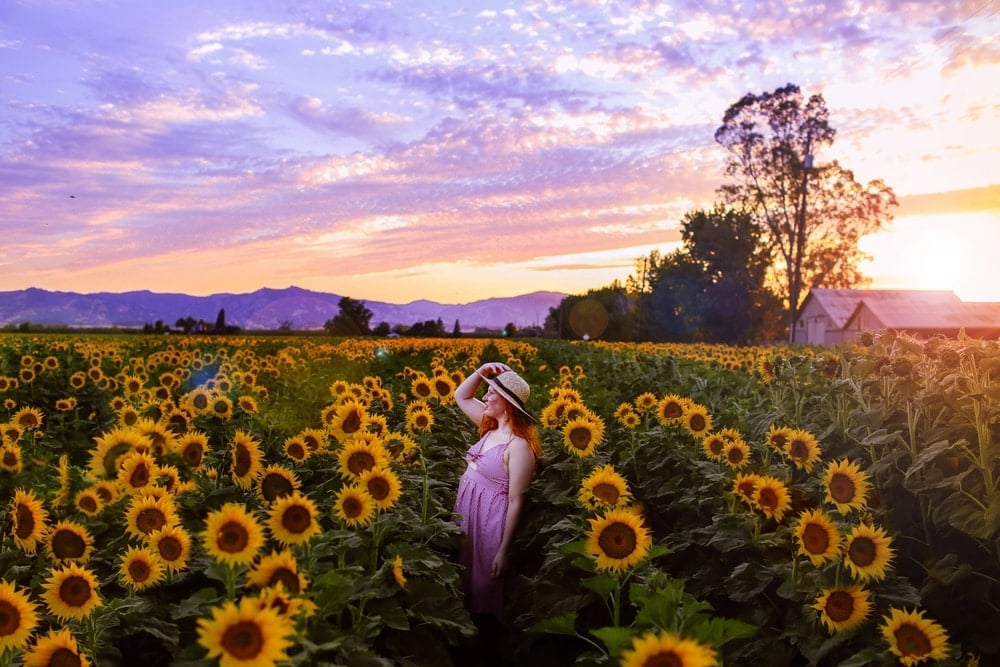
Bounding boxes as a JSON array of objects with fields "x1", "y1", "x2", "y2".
[
  {"x1": 298, "y1": 428, "x2": 330, "y2": 454},
  {"x1": 22, "y1": 627, "x2": 92, "y2": 667},
  {"x1": 125, "y1": 493, "x2": 179, "y2": 540},
  {"x1": 148, "y1": 524, "x2": 192, "y2": 573},
  {"x1": 539, "y1": 398, "x2": 574, "y2": 428},
  {"x1": 785, "y1": 428, "x2": 823, "y2": 472},
  {"x1": 10, "y1": 488, "x2": 48, "y2": 554},
  {"x1": 210, "y1": 395, "x2": 233, "y2": 420},
  {"x1": 45, "y1": 520, "x2": 95, "y2": 564},
  {"x1": 116, "y1": 450, "x2": 157, "y2": 494},
  {"x1": 266, "y1": 492, "x2": 321, "y2": 547},
  {"x1": 0, "y1": 422, "x2": 22, "y2": 445},
  {"x1": 74, "y1": 488, "x2": 104, "y2": 517},
  {"x1": 175, "y1": 431, "x2": 209, "y2": 470},
  {"x1": 410, "y1": 376, "x2": 434, "y2": 401},
  {"x1": 230, "y1": 429, "x2": 264, "y2": 489},
  {"x1": 406, "y1": 405, "x2": 434, "y2": 434},
  {"x1": 359, "y1": 466, "x2": 403, "y2": 511},
  {"x1": 281, "y1": 435, "x2": 311, "y2": 462},
  {"x1": 329, "y1": 379, "x2": 351, "y2": 398},
  {"x1": 337, "y1": 439, "x2": 389, "y2": 480},
  {"x1": 197, "y1": 597, "x2": 295, "y2": 667},
  {"x1": 765, "y1": 425, "x2": 794, "y2": 456},
  {"x1": 257, "y1": 465, "x2": 301, "y2": 503},
  {"x1": 89, "y1": 426, "x2": 151, "y2": 479},
  {"x1": 0, "y1": 442, "x2": 22, "y2": 473},
  {"x1": 793, "y1": 508, "x2": 842, "y2": 567},
  {"x1": 118, "y1": 545, "x2": 165, "y2": 591},
  {"x1": 880, "y1": 607, "x2": 950, "y2": 666},
  {"x1": 562, "y1": 416, "x2": 604, "y2": 458},
  {"x1": 656, "y1": 394, "x2": 689, "y2": 425},
  {"x1": 135, "y1": 418, "x2": 175, "y2": 457},
  {"x1": 41, "y1": 563, "x2": 103, "y2": 622},
  {"x1": 843, "y1": 523, "x2": 895, "y2": 582},
  {"x1": 391, "y1": 554, "x2": 407, "y2": 589},
  {"x1": 822, "y1": 458, "x2": 871, "y2": 514},
  {"x1": 328, "y1": 400, "x2": 369, "y2": 442},
  {"x1": 813, "y1": 585, "x2": 871, "y2": 634},
  {"x1": 13, "y1": 406, "x2": 43, "y2": 430},
  {"x1": 752, "y1": 476, "x2": 792, "y2": 523},
  {"x1": 202, "y1": 502, "x2": 265, "y2": 566},
  {"x1": 585, "y1": 507, "x2": 653, "y2": 574},
  {"x1": 247, "y1": 549, "x2": 308, "y2": 594},
  {"x1": 237, "y1": 395, "x2": 258, "y2": 414},
  {"x1": 183, "y1": 387, "x2": 214, "y2": 415},
  {"x1": 619, "y1": 629, "x2": 718, "y2": 667},
  {"x1": 731, "y1": 473, "x2": 760, "y2": 507},
  {"x1": 334, "y1": 485, "x2": 376, "y2": 528},
  {"x1": 0, "y1": 579, "x2": 39, "y2": 653},
  {"x1": 578, "y1": 464, "x2": 632, "y2": 510},
  {"x1": 700, "y1": 433, "x2": 727, "y2": 461},
  {"x1": 681, "y1": 404, "x2": 713, "y2": 438},
  {"x1": 634, "y1": 392, "x2": 659, "y2": 414},
  {"x1": 722, "y1": 440, "x2": 751, "y2": 470}
]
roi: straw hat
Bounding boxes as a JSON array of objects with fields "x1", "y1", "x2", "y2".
[{"x1": 481, "y1": 370, "x2": 534, "y2": 420}]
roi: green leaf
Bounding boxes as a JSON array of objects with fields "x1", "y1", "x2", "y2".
[
  {"x1": 590, "y1": 625, "x2": 636, "y2": 656},
  {"x1": 528, "y1": 611, "x2": 578, "y2": 635},
  {"x1": 582, "y1": 573, "x2": 617, "y2": 597}
]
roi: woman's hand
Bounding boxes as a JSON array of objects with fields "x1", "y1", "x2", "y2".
[
  {"x1": 478, "y1": 362, "x2": 510, "y2": 378},
  {"x1": 490, "y1": 550, "x2": 508, "y2": 578}
]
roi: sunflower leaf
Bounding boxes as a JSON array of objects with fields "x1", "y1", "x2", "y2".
[{"x1": 527, "y1": 611, "x2": 578, "y2": 635}]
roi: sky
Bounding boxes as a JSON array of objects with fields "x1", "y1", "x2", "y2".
[{"x1": 1, "y1": 0, "x2": 998, "y2": 305}]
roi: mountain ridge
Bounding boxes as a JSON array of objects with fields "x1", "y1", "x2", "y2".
[{"x1": 0, "y1": 286, "x2": 566, "y2": 331}]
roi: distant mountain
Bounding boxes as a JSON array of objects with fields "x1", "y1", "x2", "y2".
[{"x1": 0, "y1": 286, "x2": 566, "y2": 331}]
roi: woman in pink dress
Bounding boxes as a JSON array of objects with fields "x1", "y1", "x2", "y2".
[{"x1": 454, "y1": 362, "x2": 540, "y2": 625}]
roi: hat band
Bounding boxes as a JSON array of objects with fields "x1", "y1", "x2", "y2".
[{"x1": 491, "y1": 376, "x2": 528, "y2": 412}]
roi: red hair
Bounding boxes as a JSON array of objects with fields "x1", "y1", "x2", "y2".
[{"x1": 480, "y1": 404, "x2": 541, "y2": 459}]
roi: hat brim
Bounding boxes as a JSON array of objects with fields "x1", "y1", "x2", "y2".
[{"x1": 481, "y1": 374, "x2": 534, "y2": 421}]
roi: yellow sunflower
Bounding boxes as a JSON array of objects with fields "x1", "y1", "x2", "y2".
[
  {"x1": 785, "y1": 428, "x2": 823, "y2": 472},
  {"x1": 578, "y1": 464, "x2": 632, "y2": 510},
  {"x1": 329, "y1": 379, "x2": 351, "y2": 398},
  {"x1": 731, "y1": 473, "x2": 760, "y2": 507},
  {"x1": 359, "y1": 466, "x2": 403, "y2": 511},
  {"x1": 266, "y1": 492, "x2": 321, "y2": 546},
  {"x1": 563, "y1": 416, "x2": 605, "y2": 458},
  {"x1": 183, "y1": 387, "x2": 214, "y2": 415},
  {"x1": 681, "y1": 404, "x2": 713, "y2": 438},
  {"x1": 41, "y1": 562, "x2": 103, "y2": 622},
  {"x1": 74, "y1": 488, "x2": 104, "y2": 517},
  {"x1": 237, "y1": 395, "x2": 258, "y2": 414},
  {"x1": 210, "y1": 395, "x2": 233, "y2": 420},
  {"x1": 585, "y1": 507, "x2": 653, "y2": 574},
  {"x1": 230, "y1": 429, "x2": 264, "y2": 489},
  {"x1": 328, "y1": 400, "x2": 369, "y2": 442},
  {"x1": 843, "y1": 523, "x2": 895, "y2": 582},
  {"x1": 281, "y1": 435, "x2": 311, "y2": 462},
  {"x1": 765, "y1": 424, "x2": 794, "y2": 456},
  {"x1": 633, "y1": 392, "x2": 659, "y2": 414},
  {"x1": 148, "y1": 524, "x2": 192, "y2": 573},
  {"x1": 822, "y1": 458, "x2": 871, "y2": 514},
  {"x1": 298, "y1": 427, "x2": 330, "y2": 454},
  {"x1": 45, "y1": 520, "x2": 95, "y2": 564},
  {"x1": 89, "y1": 426, "x2": 151, "y2": 479},
  {"x1": 334, "y1": 485, "x2": 376, "y2": 528},
  {"x1": 656, "y1": 394, "x2": 689, "y2": 425},
  {"x1": 125, "y1": 493, "x2": 180, "y2": 540},
  {"x1": 10, "y1": 488, "x2": 48, "y2": 554},
  {"x1": 116, "y1": 450, "x2": 157, "y2": 494},
  {"x1": 409, "y1": 376, "x2": 434, "y2": 401},
  {"x1": 406, "y1": 406, "x2": 435, "y2": 434},
  {"x1": 0, "y1": 579, "x2": 39, "y2": 653},
  {"x1": 432, "y1": 374, "x2": 456, "y2": 402},
  {"x1": 752, "y1": 476, "x2": 792, "y2": 523},
  {"x1": 0, "y1": 443, "x2": 22, "y2": 473},
  {"x1": 700, "y1": 433, "x2": 727, "y2": 461},
  {"x1": 338, "y1": 439, "x2": 389, "y2": 480},
  {"x1": 202, "y1": 502, "x2": 265, "y2": 566},
  {"x1": 383, "y1": 431, "x2": 417, "y2": 461},
  {"x1": 247, "y1": 549, "x2": 308, "y2": 594},
  {"x1": 175, "y1": 431, "x2": 210, "y2": 470},
  {"x1": 391, "y1": 554, "x2": 407, "y2": 589},
  {"x1": 13, "y1": 406, "x2": 43, "y2": 430},
  {"x1": 722, "y1": 440, "x2": 751, "y2": 470},
  {"x1": 880, "y1": 607, "x2": 950, "y2": 666},
  {"x1": 793, "y1": 508, "x2": 842, "y2": 567},
  {"x1": 813, "y1": 585, "x2": 871, "y2": 634},
  {"x1": 118, "y1": 545, "x2": 165, "y2": 591},
  {"x1": 197, "y1": 597, "x2": 295, "y2": 667},
  {"x1": 257, "y1": 465, "x2": 301, "y2": 503},
  {"x1": 619, "y1": 629, "x2": 718, "y2": 667},
  {"x1": 23, "y1": 627, "x2": 92, "y2": 667}
]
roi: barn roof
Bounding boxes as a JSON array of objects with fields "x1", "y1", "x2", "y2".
[
  {"x1": 848, "y1": 298, "x2": 1000, "y2": 330},
  {"x1": 801, "y1": 288, "x2": 962, "y2": 329}
]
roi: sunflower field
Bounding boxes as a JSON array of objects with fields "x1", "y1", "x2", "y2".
[{"x1": 0, "y1": 330, "x2": 997, "y2": 666}]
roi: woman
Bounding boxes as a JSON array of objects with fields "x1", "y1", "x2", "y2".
[{"x1": 453, "y1": 361, "x2": 540, "y2": 621}]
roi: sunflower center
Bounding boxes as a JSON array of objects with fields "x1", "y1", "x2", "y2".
[
  {"x1": 49, "y1": 648, "x2": 82, "y2": 667},
  {"x1": 568, "y1": 427, "x2": 593, "y2": 451},
  {"x1": 0, "y1": 600, "x2": 19, "y2": 637},
  {"x1": 218, "y1": 522, "x2": 250, "y2": 553},
  {"x1": 303, "y1": 435, "x2": 321, "y2": 451},
  {"x1": 59, "y1": 575, "x2": 92, "y2": 608},
  {"x1": 221, "y1": 620, "x2": 265, "y2": 660},
  {"x1": 801, "y1": 523, "x2": 830, "y2": 555},
  {"x1": 128, "y1": 464, "x2": 150, "y2": 488},
  {"x1": 182, "y1": 443, "x2": 205, "y2": 467},
  {"x1": 824, "y1": 590, "x2": 854, "y2": 623},
  {"x1": 829, "y1": 473, "x2": 857, "y2": 504},
  {"x1": 347, "y1": 452, "x2": 376, "y2": 475},
  {"x1": 136, "y1": 509, "x2": 167, "y2": 535},
  {"x1": 286, "y1": 443, "x2": 306, "y2": 460},
  {"x1": 641, "y1": 649, "x2": 683, "y2": 667},
  {"x1": 757, "y1": 488, "x2": 778, "y2": 510},
  {"x1": 157, "y1": 537, "x2": 183, "y2": 561},
  {"x1": 128, "y1": 559, "x2": 151, "y2": 583},
  {"x1": 597, "y1": 522, "x2": 638, "y2": 560},
  {"x1": 341, "y1": 412, "x2": 362, "y2": 434},
  {"x1": 51, "y1": 529, "x2": 86, "y2": 559},
  {"x1": 894, "y1": 623, "x2": 932, "y2": 658},
  {"x1": 342, "y1": 497, "x2": 363, "y2": 519},
  {"x1": 14, "y1": 504, "x2": 35, "y2": 539},
  {"x1": 2, "y1": 451, "x2": 17, "y2": 467},
  {"x1": 213, "y1": 400, "x2": 229, "y2": 415},
  {"x1": 591, "y1": 483, "x2": 621, "y2": 505},
  {"x1": 414, "y1": 415, "x2": 430, "y2": 429},
  {"x1": 687, "y1": 414, "x2": 707, "y2": 432},
  {"x1": 234, "y1": 446, "x2": 252, "y2": 477},
  {"x1": 707, "y1": 438, "x2": 725, "y2": 456},
  {"x1": 261, "y1": 475, "x2": 294, "y2": 502},
  {"x1": 270, "y1": 568, "x2": 301, "y2": 594},
  {"x1": 848, "y1": 537, "x2": 876, "y2": 567},
  {"x1": 193, "y1": 394, "x2": 209, "y2": 410},
  {"x1": 95, "y1": 486, "x2": 114, "y2": 503},
  {"x1": 726, "y1": 447, "x2": 745, "y2": 464},
  {"x1": 737, "y1": 481, "x2": 756, "y2": 498},
  {"x1": 366, "y1": 477, "x2": 390, "y2": 501},
  {"x1": 770, "y1": 434, "x2": 788, "y2": 450},
  {"x1": 281, "y1": 505, "x2": 312, "y2": 534},
  {"x1": 78, "y1": 495, "x2": 99, "y2": 513},
  {"x1": 661, "y1": 402, "x2": 683, "y2": 419},
  {"x1": 789, "y1": 440, "x2": 808, "y2": 459}
]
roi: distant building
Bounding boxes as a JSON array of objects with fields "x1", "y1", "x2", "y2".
[{"x1": 793, "y1": 288, "x2": 1000, "y2": 345}]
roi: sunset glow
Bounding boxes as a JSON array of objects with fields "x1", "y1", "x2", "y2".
[{"x1": 1, "y1": 1, "x2": 997, "y2": 304}]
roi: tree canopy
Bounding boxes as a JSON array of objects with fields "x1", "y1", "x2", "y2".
[{"x1": 324, "y1": 297, "x2": 373, "y2": 336}]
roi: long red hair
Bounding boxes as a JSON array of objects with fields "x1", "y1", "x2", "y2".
[{"x1": 480, "y1": 404, "x2": 541, "y2": 458}]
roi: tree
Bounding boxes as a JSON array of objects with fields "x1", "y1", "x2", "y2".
[
  {"x1": 214, "y1": 308, "x2": 227, "y2": 333},
  {"x1": 545, "y1": 282, "x2": 635, "y2": 341},
  {"x1": 324, "y1": 297, "x2": 373, "y2": 336},
  {"x1": 452, "y1": 320, "x2": 462, "y2": 337},
  {"x1": 714, "y1": 83, "x2": 897, "y2": 341}
]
